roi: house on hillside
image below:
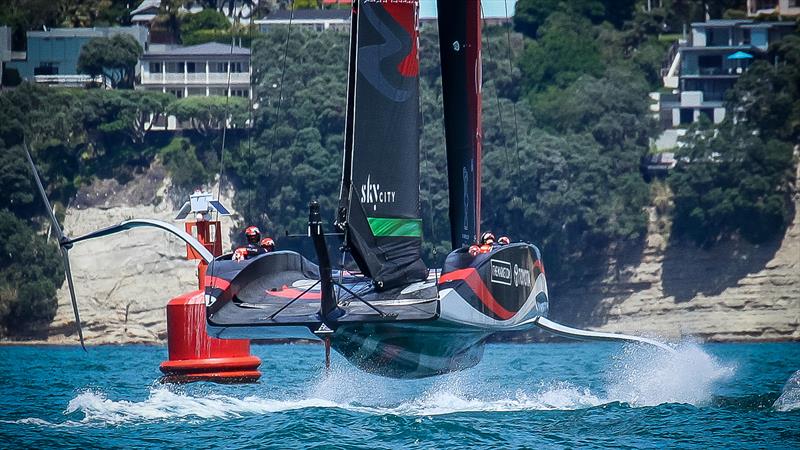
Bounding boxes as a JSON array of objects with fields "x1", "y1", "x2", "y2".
[
  {"x1": 137, "y1": 42, "x2": 251, "y2": 130},
  {"x1": 131, "y1": 0, "x2": 162, "y2": 28},
  {"x1": 5, "y1": 26, "x2": 149, "y2": 87},
  {"x1": 747, "y1": 0, "x2": 800, "y2": 17},
  {"x1": 137, "y1": 42, "x2": 251, "y2": 99},
  {"x1": 255, "y1": 9, "x2": 351, "y2": 32},
  {"x1": 653, "y1": 19, "x2": 795, "y2": 149}
]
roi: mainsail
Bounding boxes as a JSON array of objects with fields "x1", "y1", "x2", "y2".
[
  {"x1": 338, "y1": 0, "x2": 427, "y2": 289},
  {"x1": 437, "y1": 1, "x2": 482, "y2": 250}
]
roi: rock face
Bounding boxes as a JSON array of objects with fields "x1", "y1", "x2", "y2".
[
  {"x1": 554, "y1": 186, "x2": 800, "y2": 342},
  {"x1": 41, "y1": 165, "x2": 239, "y2": 345}
]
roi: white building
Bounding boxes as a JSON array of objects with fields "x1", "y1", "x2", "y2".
[{"x1": 138, "y1": 42, "x2": 251, "y2": 98}]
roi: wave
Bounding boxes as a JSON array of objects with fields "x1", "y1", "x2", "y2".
[
  {"x1": 773, "y1": 370, "x2": 800, "y2": 412},
  {"x1": 8, "y1": 340, "x2": 736, "y2": 426}
]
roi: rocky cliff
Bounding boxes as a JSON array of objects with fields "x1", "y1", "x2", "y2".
[
  {"x1": 37, "y1": 164, "x2": 238, "y2": 345},
  {"x1": 553, "y1": 172, "x2": 800, "y2": 342}
]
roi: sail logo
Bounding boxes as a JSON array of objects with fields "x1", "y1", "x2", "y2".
[
  {"x1": 490, "y1": 259, "x2": 512, "y2": 286},
  {"x1": 513, "y1": 264, "x2": 531, "y2": 288},
  {"x1": 360, "y1": 174, "x2": 396, "y2": 209}
]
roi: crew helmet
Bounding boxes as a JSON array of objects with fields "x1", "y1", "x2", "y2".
[
  {"x1": 480, "y1": 231, "x2": 495, "y2": 245},
  {"x1": 245, "y1": 226, "x2": 261, "y2": 244},
  {"x1": 260, "y1": 237, "x2": 275, "y2": 251}
]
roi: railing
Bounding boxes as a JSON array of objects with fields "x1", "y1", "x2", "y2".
[
  {"x1": 660, "y1": 41, "x2": 680, "y2": 78},
  {"x1": 140, "y1": 72, "x2": 250, "y2": 84}
]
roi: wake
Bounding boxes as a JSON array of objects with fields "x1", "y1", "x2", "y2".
[{"x1": 8, "y1": 341, "x2": 737, "y2": 426}]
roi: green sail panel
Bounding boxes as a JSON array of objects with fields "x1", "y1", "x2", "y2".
[{"x1": 367, "y1": 217, "x2": 423, "y2": 238}]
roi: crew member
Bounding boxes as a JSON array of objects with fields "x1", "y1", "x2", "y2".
[
  {"x1": 479, "y1": 231, "x2": 495, "y2": 253},
  {"x1": 260, "y1": 237, "x2": 276, "y2": 252},
  {"x1": 233, "y1": 226, "x2": 267, "y2": 261}
]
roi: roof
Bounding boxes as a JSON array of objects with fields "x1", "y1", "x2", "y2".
[
  {"x1": 259, "y1": 9, "x2": 351, "y2": 22},
  {"x1": 144, "y1": 42, "x2": 250, "y2": 57},
  {"x1": 131, "y1": 13, "x2": 158, "y2": 23},
  {"x1": 131, "y1": 0, "x2": 160, "y2": 16},
  {"x1": 27, "y1": 26, "x2": 146, "y2": 39},
  {"x1": 740, "y1": 21, "x2": 797, "y2": 28},
  {"x1": 692, "y1": 19, "x2": 752, "y2": 27}
]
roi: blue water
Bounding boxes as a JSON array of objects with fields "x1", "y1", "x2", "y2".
[{"x1": 1, "y1": 342, "x2": 798, "y2": 449}]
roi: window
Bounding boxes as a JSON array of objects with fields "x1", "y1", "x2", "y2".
[
  {"x1": 149, "y1": 62, "x2": 161, "y2": 73},
  {"x1": 34, "y1": 63, "x2": 58, "y2": 75},
  {"x1": 230, "y1": 89, "x2": 249, "y2": 97},
  {"x1": 187, "y1": 62, "x2": 197, "y2": 73},
  {"x1": 230, "y1": 62, "x2": 243, "y2": 73},
  {"x1": 679, "y1": 108, "x2": 694, "y2": 125},
  {"x1": 742, "y1": 29, "x2": 751, "y2": 45},
  {"x1": 698, "y1": 55, "x2": 723, "y2": 75},
  {"x1": 216, "y1": 62, "x2": 228, "y2": 72},
  {"x1": 169, "y1": 89, "x2": 184, "y2": 98}
]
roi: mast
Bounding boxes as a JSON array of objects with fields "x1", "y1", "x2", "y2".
[
  {"x1": 337, "y1": 1, "x2": 359, "y2": 228},
  {"x1": 336, "y1": 0, "x2": 427, "y2": 289},
  {"x1": 437, "y1": 0, "x2": 482, "y2": 249}
]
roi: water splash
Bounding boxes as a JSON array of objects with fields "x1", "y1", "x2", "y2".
[
  {"x1": 13, "y1": 341, "x2": 736, "y2": 426},
  {"x1": 773, "y1": 370, "x2": 800, "y2": 412},
  {"x1": 605, "y1": 340, "x2": 735, "y2": 406},
  {"x1": 63, "y1": 388, "x2": 340, "y2": 424}
]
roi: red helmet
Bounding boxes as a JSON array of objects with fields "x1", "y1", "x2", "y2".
[
  {"x1": 245, "y1": 226, "x2": 261, "y2": 244},
  {"x1": 260, "y1": 237, "x2": 275, "y2": 251},
  {"x1": 498, "y1": 236, "x2": 510, "y2": 245},
  {"x1": 480, "y1": 231, "x2": 495, "y2": 245},
  {"x1": 468, "y1": 245, "x2": 481, "y2": 257}
]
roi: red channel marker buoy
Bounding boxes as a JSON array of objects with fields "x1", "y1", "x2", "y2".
[
  {"x1": 160, "y1": 197, "x2": 261, "y2": 383},
  {"x1": 159, "y1": 290, "x2": 261, "y2": 383}
]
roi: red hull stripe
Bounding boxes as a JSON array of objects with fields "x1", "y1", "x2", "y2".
[
  {"x1": 267, "y1": 287, "x2": 321, "y2": 300},
  {"x1": 204, "y1": 276, "x2": 231, "y2": 291},
  {"x1": 439, "y1": 268, "x2": 514, "y2": 320}
]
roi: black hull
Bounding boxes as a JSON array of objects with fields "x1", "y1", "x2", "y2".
[{"x1": 332, "y1": 321, "x2": 489, "y2": 378}]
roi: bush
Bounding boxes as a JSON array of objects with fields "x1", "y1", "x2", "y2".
[
  {"x1": 2, "y1": 68, "x2": 21, "y2": 87},
  {"x1": 670, "y1": 126, "x2": 795, "y2": 246},
  {"x1": 0, "y1": 210, "x2": 63, "y2": 335},
  {"x1": 159, "y1": 136, "x2": 213, "y2": 189}
]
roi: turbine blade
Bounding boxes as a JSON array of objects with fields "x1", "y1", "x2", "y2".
[
  {"x1": 61, "y1": 248, "x2": 86, "y2": 351},
  {"x1": 23, "y1": 142, "x2": 63, "y2": 240}
]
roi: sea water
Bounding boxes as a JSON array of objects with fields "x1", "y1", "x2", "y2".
[{"x1": 0, "y1": 342, "x2": 798, "y2": 449}]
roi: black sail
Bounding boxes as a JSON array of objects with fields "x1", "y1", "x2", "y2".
[
  {"x1": 339, "y1": 0, "x2": 427, "y2": 289},
  {"x1": 437, "y1": 1, "x2": 482, "y2": 250}
]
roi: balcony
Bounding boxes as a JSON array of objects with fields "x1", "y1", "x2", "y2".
[{"x1": 140, "y1": 71, "x2": 250, "y2": 85}]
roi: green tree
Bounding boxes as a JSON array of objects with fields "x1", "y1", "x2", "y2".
[
  {"x1": 77, "y1": 34, "x2": 144, "y2": 88},
  {"x1": 180, "y1": 9, "x2": 231, "y2": 44},
  {"x1": 84, "y1": 90, "x2": 173, "y2": 143},
  {"x1": 167, "y1": 95, "x2": 249, "y2": 136},
  {"x1": 518, "y1": 12, "x2": 606, "y2": 93},
  {"x1": 670, "y1": 124, "x2": 794, "y2": 245},
  {"x1": 0, "y1": 210, "x2": 64, "y2": 336},
  {"x1": 159, "y1": 137, "x2": 214, "y2": 188}
]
